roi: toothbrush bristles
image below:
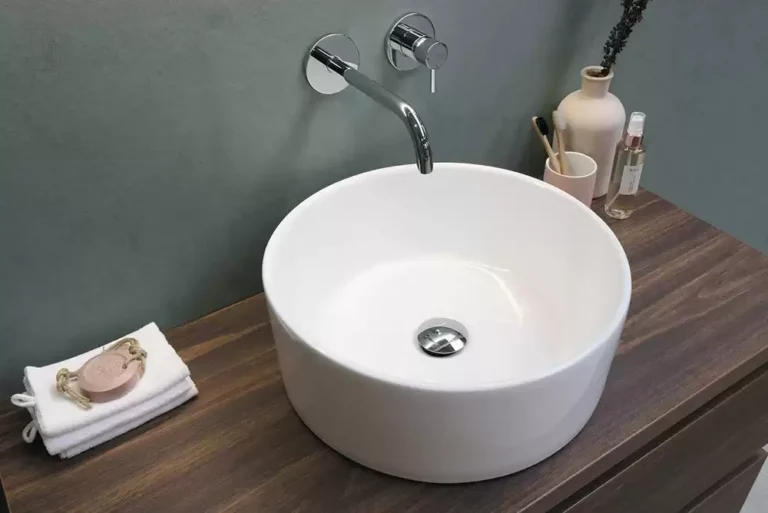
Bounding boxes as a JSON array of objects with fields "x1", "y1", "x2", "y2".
[{"x1": 534, "y1": 116, "x2": 550, "y2": 136}]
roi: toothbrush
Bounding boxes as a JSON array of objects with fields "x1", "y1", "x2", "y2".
[
  {"x1": 531, "y1": 116, "x2": 561, "y2": 174},
  {"x1": 552, "y1": 110, "x2": 570, "y2": 176}
]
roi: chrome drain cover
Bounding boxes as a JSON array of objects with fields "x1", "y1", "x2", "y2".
[{"x1": 417, "y1": 325, "x2": 467, "y2": 357}]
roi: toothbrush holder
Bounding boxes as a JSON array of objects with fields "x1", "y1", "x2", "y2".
[{"x1": 544, "y1": 151, "x2": 597, "y2": 206}]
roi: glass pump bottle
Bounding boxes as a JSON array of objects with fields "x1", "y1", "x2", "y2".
[{"x1": 605, "y1": 112, "x2": 646, "y2": 219}]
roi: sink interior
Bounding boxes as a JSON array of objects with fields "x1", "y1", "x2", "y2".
[{"x1": 264, "y1": 164, "x2": 629, "y2": 389}]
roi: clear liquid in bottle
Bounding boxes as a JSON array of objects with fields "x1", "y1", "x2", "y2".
[{"x1": 605, "y1": 112, "x2": 646, "y2": 220}]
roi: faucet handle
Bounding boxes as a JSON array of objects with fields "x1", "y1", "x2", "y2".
[
  {"x1": 386, "y1": 13, "x2": 447, "y2": 93},
  {"x1": 411, "y1": 36, "x2": 448, "y2": 70}
]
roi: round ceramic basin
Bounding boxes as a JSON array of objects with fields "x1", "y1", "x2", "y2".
[{"x1": 262, "y1": 163, "x2": 631, "y2": 483}]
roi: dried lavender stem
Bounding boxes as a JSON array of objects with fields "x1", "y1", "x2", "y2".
[{"x1": 599, "y1": 0, "x2": 652, "y2": 76}]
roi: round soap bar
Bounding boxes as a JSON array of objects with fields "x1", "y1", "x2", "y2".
[{"x1": 77, "y1": 349, "x2": 141, "y2": 403}]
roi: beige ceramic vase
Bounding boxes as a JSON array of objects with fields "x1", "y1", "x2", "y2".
[{"x1": 557, "y1": 66, "x2": 626, "y2": 198}]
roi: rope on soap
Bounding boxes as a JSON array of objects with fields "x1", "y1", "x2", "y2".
[
  {"x1": 107, "y1": 337, "x2": 148, "y2": 376},
  {"x1": 56, "y1": 369, "x2": 92, "y2": 409},
  {"x1": 56, "y1": 337, "x2": 148, "y2": 409}
]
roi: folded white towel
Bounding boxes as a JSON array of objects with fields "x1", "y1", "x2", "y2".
[
  {"x1": 15, "y1": 322, "x2": 190, "y2": 438},
  {"x1": 26, "y1": 378, "x2": 194, "y2": 455},
  {"x1": 60, "y1": 379, "x2": 198, "y2": 459}
]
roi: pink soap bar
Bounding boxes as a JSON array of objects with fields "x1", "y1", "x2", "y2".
[{"x1": 77, "y1": 349, "x2": 142, "y2": 403}]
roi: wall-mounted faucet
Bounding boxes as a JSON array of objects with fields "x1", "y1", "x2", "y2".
[
  {"x1": 305, "y1": 33, "x2": 434, "y2": 175},
  {"x1": 386, "y1": 13, "x2": 448, "y2": 94}
]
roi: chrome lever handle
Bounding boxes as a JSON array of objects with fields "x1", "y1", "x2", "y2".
[{"x1": 431, "y1": 69, "x2": 436, "y2": 94}]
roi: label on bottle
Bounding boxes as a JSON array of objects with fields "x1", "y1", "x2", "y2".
[{"x1": 619, "y1": 164, "x2": 643, "y2": 195}]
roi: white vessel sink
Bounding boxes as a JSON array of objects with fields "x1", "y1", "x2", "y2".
[{"x1": 262, "y1": 163, "x2": 631, "y2": 483}]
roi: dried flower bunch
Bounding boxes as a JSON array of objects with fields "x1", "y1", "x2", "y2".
[{"x1": 597, "y1": 0, "x2": 652, "y2": 77}]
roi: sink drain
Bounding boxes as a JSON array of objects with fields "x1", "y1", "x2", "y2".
[{"x1": 417, "y1": 320, "x2": 467, "y2": 357}]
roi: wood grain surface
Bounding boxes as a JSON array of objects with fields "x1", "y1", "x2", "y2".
[
  {"x1": 684, "y1": 452, "x2": 767, "y2": 513},
  {"x1": 1, "y1": 190, "x2": 767, "y2": 513},
  {"x1": 557, "y1": 361, "x2": 768, "y2": 513}
]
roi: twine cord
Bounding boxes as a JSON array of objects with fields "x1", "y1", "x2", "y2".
[
  {"x1": 106, "y1": 337, "x2": 148, "y2": 376},
  {"x1": 56, "y1": 368, "x2": 92, "y2": 409},
  {"x1": 56, "y1": 337, "x2": 148, "y2": 409}
]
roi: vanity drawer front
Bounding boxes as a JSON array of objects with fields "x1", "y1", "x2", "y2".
[
  {"x1": 685, "y1": 451, "x2": 766, "y2": 513},
  {"x1": 559, "y1": 366, "x2": 768, "y2": 513},
  {"x1": 1, "y1": 473, "x2": 8, "y2": 513}
]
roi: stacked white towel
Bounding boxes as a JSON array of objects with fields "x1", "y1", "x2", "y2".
[{"x1": 10, "y1": 323, "x2": 198, "y2": 459}]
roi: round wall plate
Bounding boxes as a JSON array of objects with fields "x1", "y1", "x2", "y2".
[
  {"x1": 306, "y1": 33, "x2": 359, "y2": 95},
  {"x1": 386, "y1": 12, "x2": 436, "y2": 71}
]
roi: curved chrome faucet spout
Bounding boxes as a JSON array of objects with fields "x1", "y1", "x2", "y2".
[{"x1": 310, "y1": 46, "x2": 433, "y2": 174}]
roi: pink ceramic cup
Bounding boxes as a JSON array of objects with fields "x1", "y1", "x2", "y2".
[{"x1": 544, "y1": 151, "x2": 597, "y2": 206}]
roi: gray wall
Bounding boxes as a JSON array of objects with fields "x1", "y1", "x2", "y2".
[
  {"x1": 567, "y1": 0, "x2": 768, "y2": 253},
  {"x1": 0, "y1": 0, "x2": 765, "y2": 394}
]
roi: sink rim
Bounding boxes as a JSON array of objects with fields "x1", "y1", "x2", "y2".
[{"x1": 263, "y1": 162, "x2": 631, "y2": 392}]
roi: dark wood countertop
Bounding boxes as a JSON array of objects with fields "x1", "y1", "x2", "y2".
[{"x1": 1, "y1": 190, "x2": 768, "y2": 513}]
